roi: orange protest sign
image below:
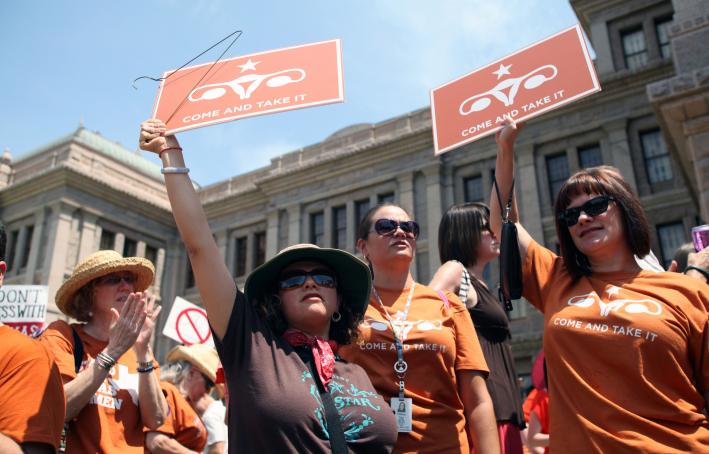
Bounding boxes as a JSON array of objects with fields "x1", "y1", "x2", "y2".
[
  {"x1": 152, "y1": 39, "x2": 344, "y2": 134},
  {"x1": 430, "y1": 24, "x2": 600, "y2": 155}
]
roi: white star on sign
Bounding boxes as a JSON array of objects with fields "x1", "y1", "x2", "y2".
[
  {"x1": 238, "y1": 58, "x2": 259, "y2": 72},
  {"x1": 492, "y1": 63, "x2": 512, "y2": 80}
]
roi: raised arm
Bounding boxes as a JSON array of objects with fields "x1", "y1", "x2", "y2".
[
  {"x1": 139, "y1": 119, "x2": 236, "y2": 340},
  {"x1": 490, "y1": 118, "x2": 533, "y2": 261}
]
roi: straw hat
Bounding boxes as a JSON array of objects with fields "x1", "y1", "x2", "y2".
[
  {"x1": 55, "y1": 250, "x2": 155, "y2": 316},
  {"x1": 244, "y1": 243, "x2": 371, "y2": 318},
  {"x1": 166, "y1": 343, "x2": 220, "y2": 384}
]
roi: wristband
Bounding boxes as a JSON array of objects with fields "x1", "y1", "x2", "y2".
[
  {"x1": 137, "y1": 360, "x2": 153, "y2": 369},
  {"x1": 685, "y1": 265, "x2": 709, "y2": 282},
  {"x1": 158, "y1": 146, "x2": 183, "y2": 158},
  {"x1": 95, "y1": 351, "x2": 117, "y2": 371},
  {"x1": 161, "y1": 166, "x2": 190, "y2": 174},
  {"x1": 137, "y1": 365, "x2": 155, "y2": 373}
]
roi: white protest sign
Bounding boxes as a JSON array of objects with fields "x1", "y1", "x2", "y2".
[
  {"x1": 0, "y1": 285, "x2": 49, "y2": 337},
  {"x1": 162, "y1": 296, "x2": 214, "y2": 346}
]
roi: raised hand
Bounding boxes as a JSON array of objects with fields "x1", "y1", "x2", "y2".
[
  {"x1": 105, "y1": 292, "x2": 148, "y2": 359},
  {"x1": 139, "y1": 118, "x2": 180, "y2": 154},
  {"x1": 134, "y1": 292, "x2": 161, "y2": 357},
  {"x1": 495, "y1": 116, "x2": 524, "y2": 153}
]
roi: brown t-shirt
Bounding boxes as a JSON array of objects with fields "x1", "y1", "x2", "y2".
[
  {"x1": 145, "y1": 381, "x2": 207, "y2": 453},
  {"x1": 214, "y1": 290, "x2": 397, "y2": 453},
  {"x1": 0, "y1": 324, "x2": 65, "y2": 450},
  {"x1": 339, "y1": 284, "x2": 489, "y2": 454},
  {"x1": 40, "y1": 320, "x2": 157, "y2": 453},
  {"x1": 523, "y1": 240, "x2": 709, "y2": 453}
]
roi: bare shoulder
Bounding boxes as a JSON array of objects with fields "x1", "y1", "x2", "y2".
[{"x1": 429, "y1": 261, "x2": 465, "y2": 293}]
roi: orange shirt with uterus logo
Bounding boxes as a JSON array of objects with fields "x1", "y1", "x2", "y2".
[
  {"x1": 339, "y1": 284, "x2": 489, "y2": 454},
  {"x1": 40, "y1": 321, "x2": 154, "y2": 453},
  {"x1": 523, "y1": 240, "x2": 709, "y2": 453}
]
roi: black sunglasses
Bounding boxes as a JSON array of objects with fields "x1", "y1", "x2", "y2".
[
  {"x1": 96, "y1": 273, "x2": 137, "y2": 286},
  {"x1": 558, "y1": 195, "x2": 614, "y2": 227},
  {"x1": 372, "y1": 218, "x2": 420, "y2": 239},
  {"x1": 278, "y1": 269, "x2": 337, "y2": 290}
]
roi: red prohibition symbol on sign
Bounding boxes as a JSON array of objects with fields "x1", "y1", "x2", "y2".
[{"x1": 175, "y1": 308, "x2": 212, "y2": 345}]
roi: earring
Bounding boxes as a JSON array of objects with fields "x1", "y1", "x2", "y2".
[{"x1": 331, "y1": 311, "x2": 342, "y2": 322}]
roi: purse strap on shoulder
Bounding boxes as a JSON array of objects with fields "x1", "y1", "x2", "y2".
[{"x1": 493, "y1": 177, "x2": 515, "y2": 222}]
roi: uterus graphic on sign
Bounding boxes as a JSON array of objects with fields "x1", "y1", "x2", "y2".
[
  {"x1": 188, "y1": 58, "x2": 307, "y2": 102},
  {"x1": 458, "y1": 64, "x2": 558, "y2": 115}
]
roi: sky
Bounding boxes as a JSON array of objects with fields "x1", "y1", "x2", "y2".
[{"x1": 0, "y1": 1, "x2": 580, "y2": 186}]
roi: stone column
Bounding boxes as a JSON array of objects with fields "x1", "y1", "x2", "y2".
[
  {"x1": 44, "y1": 203, "x2": 74, "y2": 319},
  {"x1": 345, "y1": 200, "x2": 356, "y2": 253},
  {"x1": 136, "y1": 240, "x2": 146, "y2": 258},
  {"x1": 114, "y1": 233, "x2": 125, "y2": 255},
  {"x1": 154, "y1": 247, "x2": 166, "y2": 296},
  {"x1": 287, "y1": 204, "x2": 301, "y2": 245},
  {"x1": 517, "y1": 144, "x2": 544, "y2": 241},
  {"x1": 423, "y1": 164, "x2": 442, "y2": 277},
  {"x1": 77, "y1": 212, "x2": 99, "y2": 261},
  {"x1": 265, "y1": 210, "x2": 279, "y2": 258},
  {"x1": 604, "y1": 122, "x2": 639, "y2": 193},
  {"x1": 397, "y1": 173, "x2": 414, "y2": 216}
]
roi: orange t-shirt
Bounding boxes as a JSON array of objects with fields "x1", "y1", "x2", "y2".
[
  {"x1": 340, "y1": 283, "x2": 489, "y2": 454},
  {"x1": 0, "y1": 324, "x2": 65, "y2": 449},
  {"x1": 40, "y1": 320, "x2": 157, "y2": 453},
  {"x1": 523, "y1": 240, "x2": 709, "y2": 453},
  {"x1": 145, "y1": 381, "x2": 207, "y2": 453}
]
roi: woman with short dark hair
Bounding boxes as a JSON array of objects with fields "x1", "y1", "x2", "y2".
[
  {"x1": 430, "y1": 202, "x2": 525, "y2": 453},
  {"x1": 491, "y1": 118, "x2": 709, "y2": 452}
]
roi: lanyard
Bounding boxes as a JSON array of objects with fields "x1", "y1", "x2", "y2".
[{"x1": 372, "y1": 282, "x2": 416, "y2": 399}]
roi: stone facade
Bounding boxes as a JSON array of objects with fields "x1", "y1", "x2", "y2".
[{"x1": 0, "y1": 0, "x2": 704, "y2": 383}]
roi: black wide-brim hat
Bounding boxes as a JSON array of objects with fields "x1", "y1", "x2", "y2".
[{"x1": 244, "y1": 243, "x2": 371, "y2": 318}]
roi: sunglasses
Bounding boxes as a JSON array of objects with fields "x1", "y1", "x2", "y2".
[
  {"x1": 278, "y1": 269, "x2": 337, "y2": 290},
  {"x1": 558, "y1": 195, "x2": 614, "y2": 227},
  {"x1": 372, "y1": 218, "x2": 420, "y2": 239},
  {"x1": 97, "y1": 273, "x2": 137, "y2": 286}
]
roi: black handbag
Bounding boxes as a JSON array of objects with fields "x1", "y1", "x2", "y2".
[{"x1": 494, "y1": 178, "x2": 523, "y2": 311}]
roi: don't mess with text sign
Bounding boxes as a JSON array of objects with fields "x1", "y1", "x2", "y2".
[
  {"x1": 430, "y1": 24, "x2": 600, "y2": 154},
  {"x1": 0, "y1": 285, "x2": 48, "y2": 337},
  {"x1": 152, "y1": 39, "x2": 344, "y2": 134}
]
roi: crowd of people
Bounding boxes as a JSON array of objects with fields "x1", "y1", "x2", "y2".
[{"x1": 0, "y1": 116, "x2": 706, "y2": 453}]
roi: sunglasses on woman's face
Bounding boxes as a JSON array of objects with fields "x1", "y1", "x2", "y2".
[
  {"x1": 97, "y1": 273, "x2": 137, "y2": 286},
  {"x1": 278, "y1": 269, "x2": 337, "y2": 290},
  {"x1": 558, "y1": 195, "x2": 614, "y2": 227},
  {"x1": 371, "y1": 218, "x2": 420, "y2": 239}
]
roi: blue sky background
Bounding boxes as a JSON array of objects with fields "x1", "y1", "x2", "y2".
[{"x1": 0, "y1": 1, "x2": 580, "y2": 185}]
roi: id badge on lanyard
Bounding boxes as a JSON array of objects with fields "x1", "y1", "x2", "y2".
[{"x1": 373, "y1": 283, "x2": 416, "y2": 433}]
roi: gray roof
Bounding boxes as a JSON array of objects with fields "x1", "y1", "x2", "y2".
[{"x1": 18, "y1": 127, "x2": 163, "y2": 181}]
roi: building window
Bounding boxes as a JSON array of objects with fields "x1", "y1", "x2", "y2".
[
  {"x1": 378, "y1": 192, "x2": 395, "y2": 204},
  {"x1": 145, "y1": 245, "x2": 158, "y2": 266},
  {"x1": 234, "y1": 236, "x2": 247, "y2": 277},
  {"x1": 655, "y1": 17, "x2": 672, "y2": 59},
  {"x1": 100, "y1": 229, "x2": 115, "y2": 250},
  {"x1": 546, "y1": 153, "x2": 570, "y2": 204},
  {"x1": 640, "y1": 129, "x2": 673, "y2": 184},
  {"x1": 6, "y1": 229, "x2": 18, "y2": 270},
  {"x1": 622, "y1": 27, "x2": 648, "y2": 70},
  {"x1": 657, "y1": 222, "x2": 686, "y2": 268},
  {"x1": 20, "y1": 225, "x2": 33, "y2": 269},
  {"x1": 578, "y1": 144, "x2": 602, "y2": 169},
  {"x1": 310, "y1": 212, "x2": 324, "y2": 246},
  {"x1": 123, "y1": 238, "x2": 137, "y2": 257},
  {"x1": 253, "y1": 232, "x2": 266, "y2": 268},
  {"x1": 332, "y1": 206, "x2": 347, "y2": 249},
  {"x1": 185, "y1": 258, "x2": 195, "y2": 289},
  {"x1": 464, "y1": 175, "x2": 484, "y2": 202}
]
